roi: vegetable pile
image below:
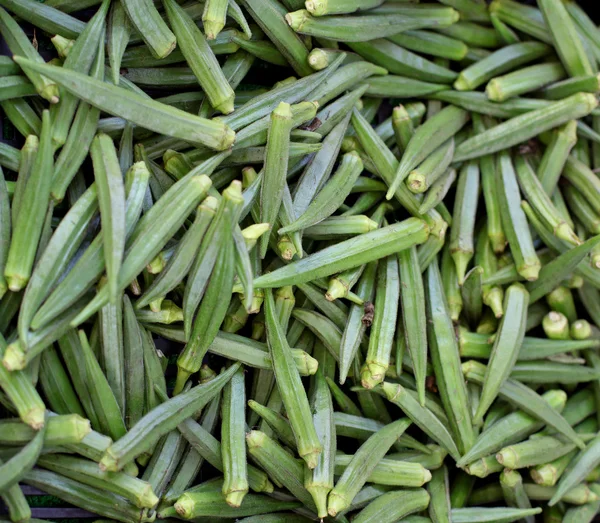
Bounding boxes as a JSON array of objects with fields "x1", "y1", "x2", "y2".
[{"x1": 1, "y1": 0, "x2": 600, "y2": 521}]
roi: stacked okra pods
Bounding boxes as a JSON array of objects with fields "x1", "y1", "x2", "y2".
[{"x1": 1, "y1": 0, "x2": 600, "y2": 521}]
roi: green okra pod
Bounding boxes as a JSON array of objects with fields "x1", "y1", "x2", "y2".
[
  {"x1": 221, "y1": 367, "x2": 249, "y2": 507},
  {"x1": 452, "y1": 507, "x2": 541, "y2": 523},
  {"x1": 0, "y1": 414, "x2": 89, "y2": 446},
  {"x1": 33, "y1": 162, "x2": 149, "y2": 331},
  {"x1": 462, "y1": 361, "x2": 584, "y2": 449},
  {"x1": 248, "y1": 399, "x2": 296, "y2": 449},
  {"x1": 0, "y1": 98, "x2": 40, "y2": 138},
  {"x1": 254, "y1": 218, "x2": 429, "y2": 288},
  {"x1": 549, "y1": 434, "x2": 600, "y2": 506},
  {"x1": 71, "y1": 174, "x2": 213, "y2": 326},
  {"x1": 264, "y1": 288, "x2": 322, "y2": 469},
  {"x1": 390, "y1": 29, "x2": 468, "y2": 61},
  {"x1": 4, "y1": 110, "x2": 53, "y2": 291},
  {"x1": 50, "y1": 0, "x2": 109, "y2": 148},
  {"x1": 0, "y1": 417, "x2": 45, "y2": 492},
  {"x1": 137, "y1": 197, "x2": 218, "y2": 310},
  {"x1": 0, "y1": 6, "x2": 59, "y2": 103},
  {"x1": 496, "y1": 151, "x2": 541, "y2": 281},
  {"x1": 398, "y1": 245, "x2": 427, "y2": 406},
  {"x1": 426, "y1": 260, "x2": 476, "y2": 455},
  {"x1": 538, "y1": 0, "x2": 594, "y2": 78},
  {"x1": 473, "y1": 283, "x2": 529, "y2": 424},
  {"x1": 173, "y1": 488, "x2": 301, "y2": 519},
  {"x1": 349, "y1": 39, "x2": 458, "y2": 84},
  {"x1": 305, "y1": 369, "x2": 336, "y2": 518},
  {"x1": 122, "y1": 0, "x2": 176, "y2": 59},
  {"x1": 100, "y1": 364, "x2": 239, "y2": 471},
  {"x1": 107, "y1": 1, "x2": 131, "y2": 84},
  {"x1": 23, "y1": 468, "x2": 152, "y2": 523},
  {"x1": 455, "y1": 42, "x2": 551, "y2": 91},
  {"x1": 260, "y1": 102, "x2": 292, "y2": 258},
  {"x1": 282, "y1": 151, "x2": 362, "y2": 234},
  {"x1": 382, "y1": 382, "x2": 460, "y2": 461},
  {"x1": 497, "y1": 436, "x2": 576, "y2": 470},
  {"x1": 327, "y1": 417, "x2": 412, "y2": 516},
  {"x1": 51, "y1": 45, "x2": 104, "y2": 203},
  {"x1": 454, "y1": 93, "x2": 598, "y2": 162},
  {"x1": 122, "y1": 296, "x2": 144, "y2": 429},
  {"x1": 389, "y1": 105, "x2": 469, "y2": 198},
  {"x1": 338, "y1": 261, "x2": 377, "y2": 384},
  {"x1": 37, "y1": 454, "x2": 158, "y2": 509},
  {"x1": 449, "y1": 161, "x2": 480, "y2": 284},
  {"x1": 305, "y1": 0, "x2": 384, "y2": 16},
  {"x1": 240, "y1": 0, "x2": 312, "y2": 76},
  {"x1": 164, "y1": 0, "x2": 235, "y2": 114},
  {"x1": 286, "y1": 7, "x2": 459, "y2": 42},
  {"x1": 352, "y1": 489, "x2": 430, "y2": 523},
  {"x1": 39, "y1": 344, "x2": 85, "y2": 418},
  {"x1": 486, "y1": 62, "x2": 566, "y2": 103},
  {"x1": 361, "y1": 254, "x2": 399, "y2": 389},
  {"x1": 14, "y1": 57, "x2": 235, "y2": 151},
  {"x1": 428, "y1": 465, "x2": 451, "y2": 523},
  {"x1": 245, "y1": 430, "x2": 316, "y2": 510},
  {"x1": 176, "y1": 183, "x2": 242, "y2": 393},
  {"x1": 91, "y1": 134, "x2": 127, "y2": 305},
  {"x1": 407, "y1": 138, "x2": 454, "y2": 194}
]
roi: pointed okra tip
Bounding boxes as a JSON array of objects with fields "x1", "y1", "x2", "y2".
[{"x1": 285, "y1": 9, "x2": 311, "y2": 31}]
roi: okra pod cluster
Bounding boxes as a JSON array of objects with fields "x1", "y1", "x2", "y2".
[{"x1": 1, "y1": 0, "x2": 600, "y2": 521}]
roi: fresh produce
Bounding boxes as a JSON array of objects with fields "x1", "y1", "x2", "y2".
[{"x1": 1, "y1": 0, "x2": 600, "y2": 522}]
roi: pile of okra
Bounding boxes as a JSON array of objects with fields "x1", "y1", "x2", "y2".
[{"x1": 3, "y1": 0, "x2": 600, "y2": 521}]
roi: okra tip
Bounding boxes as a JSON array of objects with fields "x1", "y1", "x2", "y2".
[
  {"x1": 99, "y1": 446, "x2": 120, "y2": 472},
  {"x1": 305, "y1": 0, "x2": 327, "y2": 16},
  {"x1": 23, "y1": 406, "x2": 46, "y2": 431},
  {"x1": 517, "y1": 260, "x2": 541, "y2": 282},
  {"x1": 325, "y1": 278, "x2": 347, "y2": 301},
  {"x1": 360, "y1": 363, "x2": 386, "y2": 390},
  {"x1": 225, "y1": 489, "x2": 248, "y2": 508},
  {"x1": 530, "y1": 466, "x2": 556, "y2": 487},
  {"x1": 6, "y1": 273, "x2": 28, "y2": 292},
  {"x1": 217, "y1": 122, "x2": 236, "y2": 147},
  {"x1": 495, "y1": 448, "x2": 517, "y2": 469},
  {"x1": 2, "y1": 341, "x2": 26, "y2": 371},
  {"x1": 571, "y1": 319, "x2": 592, "y2": 340},
  {"x1": 554, "y1": 222, "x2": 581, "y2": 246},
  {"x1": 307, "y1": 49, "x2": 329, "y2": 71},
  {"x1": 285, "y1": 10, "x2": 311, "y2": 32},
  {"x1": 140, "y1": 486, "x2": 160, "y2": 509},
  {"x1": 381, "y1": 381, "x2": 401, "y2": 402},
  {"x1": 174, "y1": 495, "x2": 195, "y2": 519},
  {"x1": 204, "y1": 19, "x2": 226, "y2": 41},
  {"x1": 485, "y1": 287, "x2": 504, "y2": 318},
  {"x1": 327, "y1": 491, "x2": 349, "y2": 517}
]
